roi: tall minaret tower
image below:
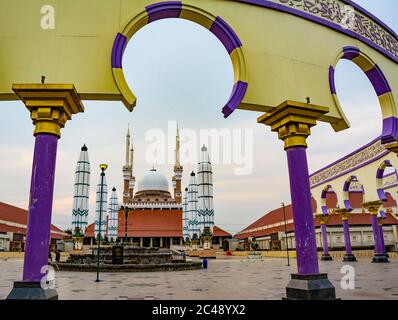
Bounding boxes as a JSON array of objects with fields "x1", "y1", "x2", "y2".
[
  {"x1": 71, "y1": 145, "x2": 90, "y2": 246},
  {"x1": 187, "y1": 172, "x2": 199, "y2": 238},
  {"x1": 182, "y1": 187, "x2": 190, "y2": 241},
  {"x1": 122, "y1": 126, "x2": 132, "y2": 204},
  {"x1": 129, "y1": 136, "x2": 136, "y2": 202},
  {"x1": 197, "y1": 145, "x2": 214, "y2": 232},
  {"x1": 173, "y1": 125, "x2": 183, "y2": 203},
  {"x1": 108, "y1": 187, "x2": 119, "y2": 242}
]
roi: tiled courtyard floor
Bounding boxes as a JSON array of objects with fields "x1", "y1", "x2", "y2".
[{"x1": 0, "y1": 257, "x2": 397, "y2": 300}]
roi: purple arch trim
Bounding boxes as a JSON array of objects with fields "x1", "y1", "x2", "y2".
[
  {"x1": 381, "y1": 117, "x2": 398, "y2": 144},
  {"x1": 342, "y1": 46, "x2": 360, "y2": 60},
  {"x1": 146, "y1": 1, "x2": 182, "y2": 23},
  {"x1": 223, "y1": 81, "x2": 248, "y2": 118},
  {"x1": 365, "y1": 65, "x2": 392, "y2": 96},
  {"x1": 329, "y1": 66, "x2": 336, "y2": 95},
  {"x1": 343, "y1": 200, "x2": 352, "y2": 212},
  {"x1": 237, "y1": 0, "x2": 398, "y2": 64},
  {"x1": 377, "y1": 188, "x2": 386, "y2": 201},
  {"x1": 111, "y1": 33, "x2": 127, "y2": 68},
  {"x1": 321, "y1": 185, "x2": 332, "y2": 199},
  {"x1": 321, "y1": 205, "x2": 328, "y2": 215},
  {"x1": 210, "y1": 16, "x2": 242, "y2": 54},
  {"x1": 379, "y1": 210, "x2": 386, "y2": 219}
]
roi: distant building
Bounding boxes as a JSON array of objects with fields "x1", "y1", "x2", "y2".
[
  {"x1": 0, "y1": 202, "x2": 68, "y2": 251},
  {"x1": 84, "y1": 127, "x2": 231, "y2": 247}
]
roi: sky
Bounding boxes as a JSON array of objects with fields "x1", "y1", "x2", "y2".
[{"x1": 0, "y1": 1, "x2": 397, "y2": 235}]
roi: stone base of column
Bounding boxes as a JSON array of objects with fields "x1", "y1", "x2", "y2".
[
  {"x1": 372, "y1": 254, "x2": 389, "y2": 263},
  {"x1": 320, "y1": 254, "x2": 333, "y2": 261},
  {"x1": 6, "y1": 281, "x2": 58, "y2": 300},
  {"x1": 285, "y1": 274, "x2": 336, "y2": 300},
  {"x1": 343, "y1": 254, "x2": 357, "y2": 262}
]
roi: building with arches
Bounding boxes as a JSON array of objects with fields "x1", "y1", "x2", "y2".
[{"x1": 235, "y1": 137, "x2": 398, "y2": 253}]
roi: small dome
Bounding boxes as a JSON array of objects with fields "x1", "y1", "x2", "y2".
[
  {"x1": 137, "y1": 169, "x2": 169, "y2": 192},
  {"x1": 81, "y1": 144, "x2": 87, "y2": 151}
]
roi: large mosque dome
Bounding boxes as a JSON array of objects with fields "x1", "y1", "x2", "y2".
[{"x1": 136, "y1": 168, "x2": 169, "y2": 192}]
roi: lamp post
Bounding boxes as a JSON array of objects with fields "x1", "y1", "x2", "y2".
[
  {"x1": 96, "y1": 164, "x2": 108, "y2": 283},
  {"x1": 281, "y1": 202, "x2": 290, "y2": 266}
]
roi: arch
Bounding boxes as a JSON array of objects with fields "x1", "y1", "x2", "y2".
[
  {"x1": 329, "y1": 46, "x2": 397, "y2": 143},
  {"x1": 376, "y1": 159, "x2": 393, "y2": 202},
  {"x1": 320, "y1": 185, "x2": 336, "y2": 215},
  {"x1": 111, "y1": 1, "x2": 248, "y2": 117},
  {"x1": 342, "y1": 175, "x2": 365, "y2": 212}
]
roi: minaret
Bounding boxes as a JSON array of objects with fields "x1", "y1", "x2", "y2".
[
  {"x1": 197, "y1": 145, "x2": 214, "y2": 232},
  {"x1": 173, "y1": 125, "x2": 183, "y2": 203},
  {"x1": 187, "y1": 172, "x2": 199, "y2": 238},
  {"x1": 71, "y1": 145, "x2": 90, "y2": 242},
  {"x1": 95, "y1": 174, "x2": 108, "y2": 240},
  {"x1": 129, "y1": 137, "x2": 135, "y2": 202},
  {"x1": 108, "y1": 187, "x2": 119, "y2": 242},
  {"x1": 182, "y1": 187, "x2": 190, "y2": 241},
  {"x1": 122, "y1": 126, "x2": 132, "y2": 204}
]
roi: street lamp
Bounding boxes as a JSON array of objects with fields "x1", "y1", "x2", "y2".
[
  {"x1": 281, "y1": 202, "x2": 290, "y2": 266},
  {"x1": 96, "y1": 163, "x2": 108, "y2": 282}
]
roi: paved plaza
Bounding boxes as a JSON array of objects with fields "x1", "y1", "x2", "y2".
[{"x1": 0, "y1": 256, "x2": 397, "y2": 300}]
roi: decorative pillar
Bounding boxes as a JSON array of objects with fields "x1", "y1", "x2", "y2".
[
  {"x1": 378, "y1": 218, "x2": 388, "y2": 257},
  {"x1": 258, "y1": 101, "x2": 336, "y2": 300},
  {"x1": 336, "y1": 209, "x2": 356, "y2": 262},
  {"x1": 7, "y1": 84, "x2": 84, "y2": 300},
  {"x1": 140, "y1": 237, "x2": 143, "y2": 247},
  {"x1": 363, "y1": 201, "x2": 389, "y2": 263},
  {"x1": 316, "y1": 214, "x2": 332, "y2": 261},
  {"x1": 149, "y1": 238, "x2": 153, "y2": 248},
  {"x1": 160, "y1": 237, "x2": 163, "y2": 248}
]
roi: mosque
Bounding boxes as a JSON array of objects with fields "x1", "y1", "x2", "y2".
[{"x1": 81, "y1": 127, "x2": 231, "y2": 248}]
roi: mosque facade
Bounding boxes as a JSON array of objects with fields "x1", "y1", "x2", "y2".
[{"x1": 83, "y1": 127, "x2": 231, "y2": 247}]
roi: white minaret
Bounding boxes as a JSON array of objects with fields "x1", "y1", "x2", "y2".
[
  {"x1": 173, "y1": 125, "x2": 183, "y2": 203},
  {"x1": 95, "y1": 174, "x2": 108, "y2": 240},
  {"x1": 108, "y1": 187, "x2": 119, "y2": 242},
  {"x1": 182, "y1": 187, "x2": 190, "y2": 241},
  {"x1": 197, "y1": 145, "x2": 214, "y2": 232},
  {"x1": 129, "y1": 136, "x2": 135, "y2": 202},
  {"x1": 187, "y1": 172, "x2": 199, "y2": 238},
  {"x1": 71, "y1": 144, "x2": 90, "y2": 235},
  {"x1": 123, "y1": 126, "x2": 132, "y2": 204}
]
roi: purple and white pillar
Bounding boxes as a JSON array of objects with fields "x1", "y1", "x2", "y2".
[
  {"x1": 286, "y1": 147, "x2": 319, "y2": 275},
  {"x1": 341, "y1": 216, "x2": 356, "y2": 262},
  {"x1": 23, "y1": 134, "x2": 58, "y2": 281},
  {"x1": 321, "y1": 224, "x2": 329, "y2": 255}
]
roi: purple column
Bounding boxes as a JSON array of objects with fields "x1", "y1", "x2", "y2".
[
  {"x1": 286, "y1": 147, "x2": 319, "y2": 275},
  {"x1": 379, "y1": 225, "x2": 386, "y2": 253},
  {"x1": 342, "y1": 219, "x2": 352, "y2": 255},
  {"x1": 321, "y1": 224, "x2": 329, "y2": 255},
  {"x1": 23, "y1": 133, "x2": 58, "y2": 282},
  {"x1": 371, "y1": 215, "x2": 384, "y2": 255}
]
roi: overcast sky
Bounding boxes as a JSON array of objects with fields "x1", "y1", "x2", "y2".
[{"x1": 0, "y1": 1, "x2": 397, "y2": 235}]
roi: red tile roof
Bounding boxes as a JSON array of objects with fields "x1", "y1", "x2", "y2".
[
  {"x1": 0, "y1": 202, "x2": 67, "y2": 239},
  {"x1": 213, "y1": 225, "x2": 232, "y2": 237}
]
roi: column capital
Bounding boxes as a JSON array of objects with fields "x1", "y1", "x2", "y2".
[
  {"x1": 257, "y1": 101, "x2": 329, "y2": 149},
  {"x1": 362, "y1": 200, "x2": 383, "y2": 215},
  {"x1": 315, "y1": 213, "x2": 329, "y2": 224},
  {"x1": 13, "y1": 84, "x2": 84, "y2": 137},
  {"x1": 335, "y1": 208, "x2": 350, "y2": 221},
  {"x1": 385, "y1": 141, "x2": 398, "y2": 155}
]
